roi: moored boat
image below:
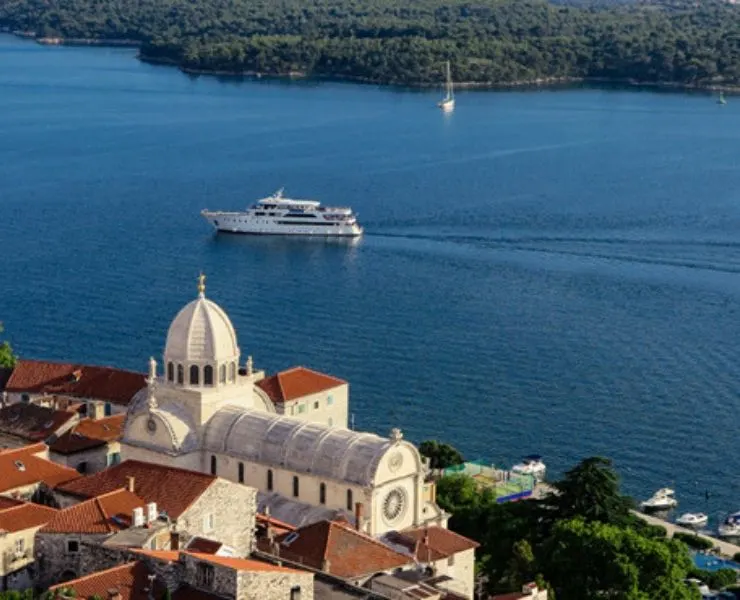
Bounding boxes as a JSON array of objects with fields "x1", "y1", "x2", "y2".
[
  {"x1": 202, "y1": 189, "x2": 363, "y2": 237},
  {"x1": 511, "y1": 455, "x2": 546, "y2": 481},
  {"x1": 718, "y1": 511, "x2": 740, "y2": 537},
  {"x1": 676, "y1": 512, "x2": 708, "y2": 528},
  {"x1": 640, "y1": 488, "x2": 678, "y2": 511}
]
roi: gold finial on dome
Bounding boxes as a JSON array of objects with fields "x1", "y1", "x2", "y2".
[{"x1": 197, "y1": 272, "x2": 206, "y2": 296}]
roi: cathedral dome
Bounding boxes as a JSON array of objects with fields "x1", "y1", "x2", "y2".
[{"x1": 164, "y1": 276, "x2": 240, "y2": 364}]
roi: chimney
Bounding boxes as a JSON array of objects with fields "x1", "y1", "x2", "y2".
[
  {"x1": 126, "y1": 476, "x2": 135, "y2": 494},
  {"x1": 132, "y1": 507, "x2": 145, "y2": 528},
  {"x1": 146, "y1": 502, "x2": 158, "y2": 524},
  {"x1": 107, "y1": 588, "x2": 122, "y2": 600},
  {"x1": 354, "y1": 502, "x2": 363, "y2": 532},
  {"x1": 170, "y1": 531, "x2": 180, "y2": 551}
]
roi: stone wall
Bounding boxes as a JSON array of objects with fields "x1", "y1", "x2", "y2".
[
  {"x1": 179, "y1": 478, "x2": 257, "y2": 555},
  {"x1": 237, "y1": 569, "x2": 314, "y2": 600},
  {"x1": 50, "y1": 441, "x2": 120, "y2": 475},
  {"x1": 181, "y1": 553, "x2": 237, "y2": 597},
  {"x1": 34, "y1": 533, "x2": 110, "y2": 589}
]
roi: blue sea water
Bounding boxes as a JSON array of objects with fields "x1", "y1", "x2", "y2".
[{"x1": 1, "y1": 34, "x2": 740, "y2": 524}]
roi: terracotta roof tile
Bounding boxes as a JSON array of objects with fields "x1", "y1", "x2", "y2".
[
  {"x1": 0, "y1": 403, "x2": 78, "y2": 442},
  {"x1": 186, "y1": 537, "x2": 223, "y2": 554},
  {"x1": 130, "y1": 549, "x2": 180, "y2": 562},
  {"x1": 50, "y1": 414, "x2": 125, "y2": 454},
  {"x1": 0, "y1": 496, "x2": 24, "y2": 510},
  {"x1": 389, "y1": 526, "x2": 479, "y2": 562},
  {"x1": 56, "y1": 460, "x2": 216, "y2": 518},
  {"x1": 41, "y1": 489, "x2": 145, "y2": 534},
  {"x1": 186, "y1": 552, "x2": 305, "y2": 574},
  {"x1": 0, "y1": 444, "x2": 80, "y2": 493},
  {"x1": 48, "y1": 561, "x2": 166, "y2": 600},
  {"x1": 256, "y1": 512, "x2": 296, "y2": 535},
  {"x1": 270, "y1": 520, "x2": 410, "y2": 578},
  {"x1": 6, "y1": 359, "x2": 146, "y2": 405},
  {"x1": 0, "y1": 501, "x2": 58, "y2": 532},
  {"x1": 256, "y1": 367, "x2": 345, "y2": 403}
]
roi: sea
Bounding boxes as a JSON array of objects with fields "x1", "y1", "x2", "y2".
[{"x1": 1, "y1": 33, "x2": 739, "y2": 525}]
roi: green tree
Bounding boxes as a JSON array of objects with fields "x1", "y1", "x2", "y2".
[
  {"x1": 418, "y1": 440, "x2": 464, "y2": 470},
  {"x1": 546, "y1": 456, "x2": 633, "y2": 525},
  {"x1": 0, "y1": 322, "x2": 17, "y2": 368},
  {"x1": 542, "y1": 518, "x2": 699, "y2": 600}
]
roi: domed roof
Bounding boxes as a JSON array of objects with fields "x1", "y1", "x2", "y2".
[{"x1": 164, "y1": 277, "x2": 240, "y2": 363}]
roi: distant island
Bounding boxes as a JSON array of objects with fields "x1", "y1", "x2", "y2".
[{"x1": 1, "y1": 0, "x2": 738, "y2": 90}]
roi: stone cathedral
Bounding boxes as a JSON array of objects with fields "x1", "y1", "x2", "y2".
[{"x1": 121, "y1": 276, "x2": 446, "y2": 536}]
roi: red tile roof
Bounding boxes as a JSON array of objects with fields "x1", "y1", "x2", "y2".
[
  {"x1": 186, "y1": 552, "x2": 304, "y2": 574},
  {"x1": 0, "y1": 496, "x2": 24, "y2": 510},
  {"x1": 256, "y1": 512, "x2": 296, "y2": 535},
  {"x1": 131, "y1": 549, "x2": 180, "y2": 562},
  {"x1": 0, "y1": 444, "x2": 80, "y2": 493},
  {"x1": 0, "y1": 403, "x2": 78, "y2": 442},
  {"x1": 0, "y1": 501, "x2": 58, "y2": 532},
  {"x1": 50, "y1": 414, "x2": 125, "y2": 454},
  {"x1": 48, "y1": 561, "x2": 166, "y2": 600},
  {"x1": 388, "y1": 526, "x2": 479, "y2": 562},
  {"x1": 41, "y1": 489, "x2": 145, "y2": 534},
  {"x1": 6, "y1": 359, "x2": 146, "y2": 405},
  {"x1": 255, "y1": 367, "x2": 346, "y2": 403},
  {"x1": 269, "y1": 520, "x2": 410, "y2": 578},
  {"x1": 56, "y1": 460, "x2": 216, "y2": 518},
  {"x1": 186, "y1": 537, "x2": 224, "y2": 554}
]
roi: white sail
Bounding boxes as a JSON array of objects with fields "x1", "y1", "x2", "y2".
[{"x1": 438, "y1": 61, "x2": 455, "y2": 112}]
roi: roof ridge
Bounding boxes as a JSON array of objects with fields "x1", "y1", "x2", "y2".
[
  {"x1": 124, "y1": 460, "x2": 217, "y2": 480},
  {"x1": 276, "y1": 372, "x2": 288, "y2": 403},
  {"x1": 93, "y1": 496, "x2": 114, "y2": 533},
  {"x1": 49, "y1": 561, "x2": 139, "y2": 589},
  {"x1": 332, "y1": 521, "x2": 407, "y2": 555}
]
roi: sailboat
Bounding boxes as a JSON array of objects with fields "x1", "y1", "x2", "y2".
[
  {"x1": 438, "y1": 61, "x2": 455, "y2": 113},
  {"x1": 718, "y1": 91, "x2": 727, "y2": 105}
]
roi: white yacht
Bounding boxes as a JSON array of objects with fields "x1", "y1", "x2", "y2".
[
  {"x1": 511, "y1": 455, "x2": 546, "y2": 481},
  {"x1": 718, "y1": 512, "x2": 740, "y2": 537},
  {"x1": 640, "y1": 488, "x2": 678, "y2": 511},
  {"x1": 201, "y1": 189, "x2": 363, "y2": 237},
  {"x1": 676, "y1": 513, "x2": 708, "y2": 528},
  {"x1": 438, "y1": 60, "x2": 455, "y2": 113}
]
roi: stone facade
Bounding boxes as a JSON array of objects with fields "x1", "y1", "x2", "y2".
[
  {"x1": 275, "y1": 384, "x2": 349, "y2": 429},
  {"x1": 49, "y1": 440, "x2": 122, "y2": 475},
  {"x1": 178, "y1": 478, "x2": 257, "y2": 556},
  {"x1": 0, "y1": 528, "x2": 38, "y2": 591},
  {"x1": 34, "y1": 532, "x2": 110, "y2": 588},
  {"x1": 237, "y1": 569, "x2": 314, "y2": 600},
  {"x1": 430, "y1": 547, "x2": 476, "y2": 599}
]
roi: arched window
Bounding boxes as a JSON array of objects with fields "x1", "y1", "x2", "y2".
[
  {"x1": 229, "y1": 362, "x2": 236, "y2": 382},
  {"x1": 167, "y1": 362, "x2": 174, "y2": 382},
  {"x1": 210, "y1": 455, "x2": 217, "y2": 475},
  {"x1": 267, "y1": 469, "x2": 273, "y2": 491},
  {"x1": 319, "y1": 483, "x2": 326, "y2": 505},
  {"x1": 346, "y1": 489, "x2": 353, "y2": 511},
  {"x1": 177, "y1": 364, "x2": 184, "y2": 385},
  {"x1": 238, "y1": 462, "x2": 245, "y2": 484},
  {"x1": 190, "y1": 365, "x2": 199, "y2": 385},
  {"x1": 219, "y1": 365, "x2": 226, "y2": 384},
  {"x1": 204, "y1": 365, "x2": 214, "y2": 386},
  {"x1": 293, "y1": 476, "x2": 299, "y2": 498}
]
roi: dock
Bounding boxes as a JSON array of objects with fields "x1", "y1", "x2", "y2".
[{"x1": 633, "y1": 511, "x2": 740, "y2": 557}]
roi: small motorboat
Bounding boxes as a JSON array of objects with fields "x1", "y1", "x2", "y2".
[
  {"x1": 640, "y1": 488, "x2": 678, "y2": 511},
  {"x1": 676, "y1": 512, "x2": 708, "y2": 528},
  {"x1": 511, "y1": 455, "x2": 546, "y2": 481},
  {"x1": 718, "y1": 512, "x2": 740, "y2": 537}
]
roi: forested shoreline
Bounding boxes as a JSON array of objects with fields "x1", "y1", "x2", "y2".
[{"x1": 1, "y1": 0, "x2": 738, "y2": 88}]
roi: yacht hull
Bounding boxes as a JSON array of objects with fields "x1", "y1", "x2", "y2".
[{"x1": 202, "y1": 211, "x2": 363, "y2": 237}]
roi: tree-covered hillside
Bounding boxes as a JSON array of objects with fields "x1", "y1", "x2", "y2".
[{"x1": 0, "y1": 0, "x2": 738, "y2": 87}]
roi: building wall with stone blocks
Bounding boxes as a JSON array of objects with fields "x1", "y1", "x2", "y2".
[
  {"x1": 179, "y1": 478, "x2": 257, "y2": 556},
  {"x1": 50, "y1": 441, "x2": 121, "y2": 476},
  {"x1": 237, "y1": 569, "x2": 314, "y2": 600},
  {"x1": 431, "y1": 548, "x2": 476, "y2": 600},
  {"x1": 181, "y1": 553, "x2": 238, "y2": 597},
  {"x1": 34, "y1": 533, "x2": 110, "y2": 589}
]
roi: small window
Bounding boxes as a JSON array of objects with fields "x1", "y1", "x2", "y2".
[
  {"x1": 219, "y1": 365, "x2": 226, "y2": 384},
  {"x1": 204, "y1": 365, "x2": 214, "y2": 386},
  {"x1": 298, "y1": 405, "x2": 306, "y2": 414},
  {"x1": 76, "y1": 462, "x2": 88, "y2": 474},
  {"x1": 67, "y1": 540, "x2": 79, "y2": 553},
  {"x1": 104, "y1": 402, "x2": 112, "y2": 416},
  {"x1": 267, "y1": 469, "x2": 273, "y2": 491},
  {"x1": 314, "y1": 401, "x2": 319, "y2": 410},
  {"x1": 79, "y1": 403, "x2": 88, "y2": 416},
  {"x1": 107, "y1": 452, "x2": 121, "y2": 466},
  {"x1": 196, "y1": 563, "x2": 214, "y2": 588},
  {"x1": 293, "y1": 476, "x2": 299, "y2": 498},
  {"x1": 447, "y1": 555, "x2": 455, "y2": 566},
  {"x1": 290, "y1": 587, "x2": 302, "y2": 600},
  {"x1": 238, "y1": 462, "x2": 245, "y2": 484},
  {"x1": 229, "y1": 362, "x2": 236, "y2": 381},
  {"x1": 210, "y1": 455, "x2": 217, "y2": 476},
  {"x1": 177, "y1": 364, "x2": 184, "y2": 384},
  {"x1": 15, "y1": 539, "x2": 24, "y2": 554},
  {"x1": 190, "y1": 365, "x2": 200, "y2": 385},
  {"x1": 346, "y1": 489, "x2": 353, "y2": 511},
  {"x1": 203, "y1": 514, "x2": 215, "y2": 532},
  {"x1": 167, "y1": 362, "x2": 174, "y2": 382},
  {"x1": 327, "y1": 395, "x2": 334, "y2": 406},
  {"x1": 319, "y1": 483, "x2": 326, "y2": 505},
  {"x1": 21, "y1": 393, "x2": 30, "y2": 404}
]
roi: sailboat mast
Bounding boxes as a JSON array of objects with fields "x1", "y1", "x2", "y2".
[{"x1": 446, "y1": 61, "x2": 453, "y2": 99}]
